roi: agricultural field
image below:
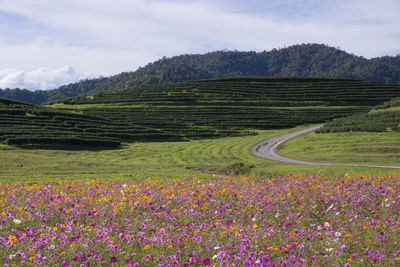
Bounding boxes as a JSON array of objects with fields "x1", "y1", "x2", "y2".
[
  {"x1": 47, "y1": 77, "x2": 400, "y2": 139},
  {"x1": 1, "y1": 125, "x2": 395, "y2": 183},
  {"x1": 316, "y1": 98, "x2": 400, "y2": 133},
  {"x1": 0, "y1": 97, "x2": 174, "y2": 147},
  {"x1": 278, "y1": 97, "x2": 400, "y2": 166},
  {"x1": 1, "y1": 172, "x2": 400, "y2": 266}
]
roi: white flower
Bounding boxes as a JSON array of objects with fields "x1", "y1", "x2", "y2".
[
  {"x1": 252, "y1": 217, "x2": 256, "y2": 222},
  {"x1": 214, "y1": 246, "x2": 220, "y2": 250},
  {"x1": 275, "y1": 213, "x2": 279, "y2": 218},
  {"x1": 324, "y1": 222, "x2": 330, "y2": 227},
  {"x1": 317, "y1": 225, "x2": 322, "y2": 230},
  {"x1": 122, "y1": 184, "x2": 127, "y2": 188},
  {"x1": 326, "y1": 204, "x2": 334, "y2": 212},
  {"x1": 325, "y1": 248, "x2": 333, "y2": 252},
  {"x1": 335, "y1": 232, "x2": 341, "y2": 238},
  {"x1": 13, "y1": 219, "x2": 21, "y2": 224},
  {"x1": 255, "y1": 259, "x2": 261, "y2": 264},
  {"x1": 212, "y1": 255, "x2": 218, "y2": 260}
]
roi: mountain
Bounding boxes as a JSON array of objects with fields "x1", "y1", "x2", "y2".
[{"x1": 2, "y1": 43, "x2": 400, "y2": 104}]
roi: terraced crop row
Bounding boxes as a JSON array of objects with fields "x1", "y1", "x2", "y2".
[
  {"x1": 317, "y1": 110, "x2": 400, "y2": 133},
  {"x1": 78, "y1": 106, "x2": 367, "y2": 136},
  {"x1": 46, "y1": 77, "x2": 400, "y2": 139},
  {"x1": 59, "y1": 77, "x2": 400, "y2": 107},
  {"x1": 0, "y1": 98, "x2": 176, "y2": 147}
]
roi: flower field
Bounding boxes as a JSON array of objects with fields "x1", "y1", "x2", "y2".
[{"x1": 1, "y1": 171, "x2": 400, "y2": 266}]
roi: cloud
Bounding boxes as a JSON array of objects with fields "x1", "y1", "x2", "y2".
[
  {"x1": 0, "y1": 0, "x2": 399, "y2": 83},
  {"x1": 0, "y1": 66, "x2": 88, "y2": 91}
]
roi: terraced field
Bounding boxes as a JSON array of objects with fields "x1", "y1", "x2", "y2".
[
  {"x1": 48, "y1": 77, "x2": 400, "y2": 139},
  {"x1": 0, "y1": 98, "x2": 176, "y2": 147}
]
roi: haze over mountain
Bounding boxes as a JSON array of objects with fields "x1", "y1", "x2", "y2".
[{"x1": 1, "y1": 44, "x2": 400, "y2": 104}]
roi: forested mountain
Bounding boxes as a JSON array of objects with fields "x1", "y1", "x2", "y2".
[{"x1": 1, "y1": 43, "x2": 400, "y2": 104}]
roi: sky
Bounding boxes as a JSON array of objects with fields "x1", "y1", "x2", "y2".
[{"x1": 0, "y1": 0, "x2": 399, "y2": 91}]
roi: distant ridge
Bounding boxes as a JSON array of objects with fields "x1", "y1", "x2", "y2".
[{"x1": 1, "y1": 43, "x2": 400, "y2": 104}]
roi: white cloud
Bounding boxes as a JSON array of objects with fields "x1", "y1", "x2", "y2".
[
  {"x1": 0, "y1": 0, "x2": 399, "y2": 86},
  {"x1": 0, "y1": 66, "x2": 88, "y2": 90}
]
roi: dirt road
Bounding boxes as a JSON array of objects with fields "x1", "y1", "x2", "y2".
[{"x1": 251, "y1": 126, "x2": 400, "y2": 169}]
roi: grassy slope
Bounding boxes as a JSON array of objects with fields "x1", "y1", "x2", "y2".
[
  {"x1": 0, "y1": 125, "x2": 393, "y2": 183},
  {"x1": 276, "y1": 97, "x2": 400, "y2": 167},
  {"x1": 277, "y1": 131, "x2": 400, "y2": 166}
]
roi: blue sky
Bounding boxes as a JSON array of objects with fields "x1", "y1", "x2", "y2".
[{"x1": 0, "y1": 0, "x2": 399, "y2": 90}]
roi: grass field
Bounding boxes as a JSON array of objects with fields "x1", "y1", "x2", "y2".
[
  {"x1": 277, "y1": 131, "x2": 400, "y2": 166},
  {"x1": 1, "y1": 125, "x2": 397, "y2": 183}
]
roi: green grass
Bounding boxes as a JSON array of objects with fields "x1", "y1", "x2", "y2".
[
  {"x1": 1, "y1": 125, "x2": 396, "y2": 183},
  {"x1": 277, "y1": 131, "x2": 400, "y2": 166}
]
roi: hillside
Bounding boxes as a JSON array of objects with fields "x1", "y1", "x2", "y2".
[
  {"x1": 2, "y1": 43, "x2": 400, "y2": 104},
  {"x1": 47, "y1": 77, "x2": 400, "y2": 139},
  {"x1": 0, "y1": 97, "x2": 175, "y2": 147},
  {"x1": 317, "y1": 97, "x2": 400, "y2": 133}
]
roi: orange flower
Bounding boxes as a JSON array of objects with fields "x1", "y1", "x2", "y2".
[{"x1": 9, "y1": 235, "x2": 17, "y2": 243}]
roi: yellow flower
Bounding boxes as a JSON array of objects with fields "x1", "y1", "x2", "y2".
[
  {"x1": 9, "y1": 235, "x2": 17, "y2": 243},
  {"x1": 143, "y1": 245, "x2": 151, "y2": 250},
  {"x1": 53, "y1": 227, "x2": 58, "y2": 232},
  {"x1": 252, "y1": 223, "x2": 258, "y2": 229}
]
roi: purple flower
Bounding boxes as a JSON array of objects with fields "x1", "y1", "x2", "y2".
[
  {"x1": 110, "y1": 256, "x2": 118, "y2": 263},
  {"x1": 203, "y1": 257, "x2": 211, "y2": 265}
]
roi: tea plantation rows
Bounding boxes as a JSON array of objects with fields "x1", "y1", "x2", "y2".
[
  {"x1": 0, "y1": 98, "x2": 176, "y2": 147},
  {"x1": 49, "y1": 77, "x2": 400, "y2": 138},
  {"x1": 58, "y1": 77, "x2": 400, "y2": 106}
]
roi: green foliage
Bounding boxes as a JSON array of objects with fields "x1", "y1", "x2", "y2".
[
  {"x1": 227, "y1": 162, "x2": 254, "y2": 175},
  {"x1": 317, "y1": 111, "x2": 400, "y2": 133},
  {"x1": 2, "y1": 44, "x2": 400, "y2": 104},
  {"x1": 375, "y1": 97, "x2": 400, "y2": 110},
  {"x1": 46, "y1": 76, "x2": 399, "y2": 139},
  {"x1": 0, "y1": 97, "x2": 178, "y2": 147}
]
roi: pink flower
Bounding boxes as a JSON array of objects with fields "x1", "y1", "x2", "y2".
[{"x1": 203, "y1": 257, "x2": 211, "y2": 265}]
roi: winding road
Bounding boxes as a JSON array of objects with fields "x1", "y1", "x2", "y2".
[{"x1": 251, "y1": 125, "x2": 400, "y2": 169}]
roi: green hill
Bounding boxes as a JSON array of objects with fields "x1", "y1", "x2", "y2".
[
  {"x1": 317, "y1": 97, "x2": 400, "y2": 133},
  {"x1": 0, "y1": 97, "x2": 176, "y2": 148},
  {"x1": 2, "y1": 44, "x2": 400, "y2": 104},
  {"x1": 47, "y1": 77, "x2": 400, "y2": 139}
]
